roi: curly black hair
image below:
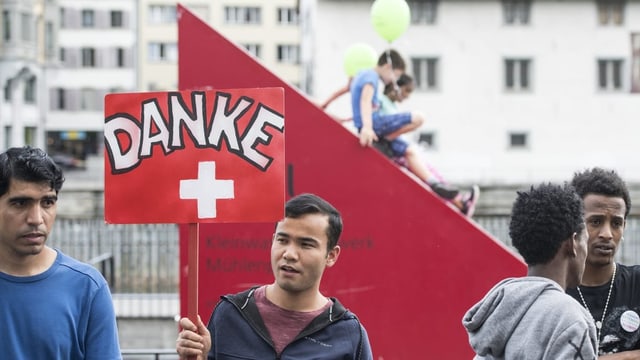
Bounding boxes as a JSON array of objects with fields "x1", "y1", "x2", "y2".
[
  {"x1": 0, "y1": 146, "x2": 65, "y2": 197},
  {"x1": 571, "y1": 167, "x2": 631, "y2": 218},
  {"x1": 509, "y1": 183, "x2": 584, "y2": 266}
]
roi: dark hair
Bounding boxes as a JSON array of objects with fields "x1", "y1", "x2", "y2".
[
  {"x1": 284, "y1": 193, "x2": 342, "y2": 250},
  {"x1": 377, "y1": 49, "x2": 406, "y2": 71},
  {"x1": 509, "y1": 183, "x2": 584, "y2": 266},
  {"x1": 0, "y1": 146, "x2": 65, "y2": 196},
  {"x1": 571, "y1": 167, "x2": 631, "y2": 218},
  {"x1": 384, "y1": 73, "x2": 414, "y2": 96}
]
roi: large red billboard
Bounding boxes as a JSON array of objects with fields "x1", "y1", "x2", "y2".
[{"x1": 177, "y1": 5, "x2": 526, "y2": 359}]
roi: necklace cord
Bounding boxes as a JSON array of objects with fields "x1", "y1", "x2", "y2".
[{"x1": 577, "y1": 263, "x2": 617, "y2": 342}]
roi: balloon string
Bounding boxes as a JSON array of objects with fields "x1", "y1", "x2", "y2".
[{"x1": 386, "y1": 47, "x2": 399, "y2": 92}]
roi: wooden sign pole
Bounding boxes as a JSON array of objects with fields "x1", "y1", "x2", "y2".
[{"x1": 187, "y1": 223, "x2": 199, "y2": 322}]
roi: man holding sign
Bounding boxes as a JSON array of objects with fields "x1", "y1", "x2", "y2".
[{"x1": 176, "y1": 193, "x2": 373, "y2": 359}]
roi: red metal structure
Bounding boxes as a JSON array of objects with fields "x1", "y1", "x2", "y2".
[{"x1": 177, "y1": 6, "x2": 526, "y2": 359}]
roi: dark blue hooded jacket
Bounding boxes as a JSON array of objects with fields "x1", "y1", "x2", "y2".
[{"x1": 206, "y1": 286, "x2": 373, "y2": 360}]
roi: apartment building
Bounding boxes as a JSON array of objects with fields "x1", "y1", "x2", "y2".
[
  {"x1": 315, "y1": 0, "x2": 640, "y2": 184},
  {"x1": 0, "y1": 0, "x2": 56, "y2": 150},
  {"x1": 137, "y1": 0, "x2": 304, "y2": 92},
  {"x1": 46, "y1": 0, "x2": 136, "y2": 162}
]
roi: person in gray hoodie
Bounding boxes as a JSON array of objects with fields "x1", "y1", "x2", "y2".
[{"x1": 462, "y1": 183, "x2": 598, "y2": 359}]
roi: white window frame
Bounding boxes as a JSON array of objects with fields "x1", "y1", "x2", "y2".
[
  {"x1": 242, "y1": 43, "x2": 261, "y2": 58},
  {"x1": 597, "y1": 0, "x2": 625, "y2": 26},
  {"x1": 502, "y1": 0, "x2": 531, "y2": 25},
  {"x1": 412, "y1": 57, "x2": 439, "y2": 91},
  {"x1": 408, "y1": 0, "x2": 438, "y2": 25},
  {"x1": 277, "y1": 7, "x2": 299, "y2": 25},
  {"x1": 81, "y1": 47, "x2": 96, "y2": 67},
  {"x1": 597, "y1": 58, "x2": 625, "y2": 92},
  {"x1": 277, "y1": 44, "x2": 300, "y2": 64},
  {"x1": 81, "y1": 9, "x2": 95, "y2": 27},
  {"x1": 504, "y1": 58, "x2": 532, "y2": 92},
  {"x1": 148, "y1": 5, "x2": 176, "y2": 24},
  {"x1": 148, "y1": 42, "x2": 177, "y2": 62},
  {"x1": 224, "y1": 6, "x2": 261, "y2": 25}
]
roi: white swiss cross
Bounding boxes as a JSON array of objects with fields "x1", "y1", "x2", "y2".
[{"x1": 179, "y1": 161, "x2": 234, "y2": 219}]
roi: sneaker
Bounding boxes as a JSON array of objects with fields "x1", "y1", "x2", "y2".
[
  {"x1": 430, "y1": 182, "x2": 459, "y2": 200},
  {"x1": 461, "y1": 185, "x2": 480, "y2": 217}
]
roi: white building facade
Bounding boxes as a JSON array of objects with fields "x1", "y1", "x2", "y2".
[
  {"x1": 137, "y1": 0, "x2": 303, "y2": 92},
  {"x1": 314, "y1": 0, "x2": 640, "y2": 185},
  {"x1": 46, "y1": 0, "x2": 136, "y2": 160},
  {"x1": 0, "y1": 0, "x2": 56, "y2": 150}
]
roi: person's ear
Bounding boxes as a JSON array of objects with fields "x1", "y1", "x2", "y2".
[
  {"x1": 326, "y1": 245, "x2": 341, "y2": 267},
  {"x1": 566, "y1": 233, "x2": 578, "y2": 258}
]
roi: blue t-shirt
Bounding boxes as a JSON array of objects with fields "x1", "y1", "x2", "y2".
[
  {"x1": 0, "y1": 249, "x2": 121, "y2": 359},
  {"x1": 350, "y1": 69, "x2": 382, "y2": 130}
]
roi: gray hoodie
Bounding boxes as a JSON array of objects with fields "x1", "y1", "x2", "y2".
[{"x1": 462, "y1": 277, "x2": 597, "y2": 360}]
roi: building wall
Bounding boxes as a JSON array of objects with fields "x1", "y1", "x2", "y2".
[
  {"x1": 137, "y1": 0, "x2": 301, "y2": 91},
  {"x1": 0, "y1": 0, "x2": 48, "y2": 150},
  {"x1": 314, "y1": 0, "x2": 640, "y2": 185},
  {"x1": 46, "y1": 0, "x2": 136, "y2": 157}
]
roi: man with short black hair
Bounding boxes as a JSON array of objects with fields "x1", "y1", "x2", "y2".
[
  {"x1": 567, "y1": 167, "x2": 640, "y2": 358},
  {"x1": 176, "y1": 193, "x2": 372, "y2": 359},
  {"x1": 0, "y1": 146, "x2": 121, "y2": 359},
  {"x1": 463, "y1": 183, "x2": 597, "y2": 359}
]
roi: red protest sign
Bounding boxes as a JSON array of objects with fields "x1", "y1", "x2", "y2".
[{"x1": 103, "y1": 88, "x2": 285, "y2": 224}]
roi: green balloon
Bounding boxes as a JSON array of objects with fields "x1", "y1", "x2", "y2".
[
  {"x1": 370, "y1": 0, "x2": 411, "y2": 42},
  {"x1": 343, "y1": 43, "x2": 378, "y2": 76}
]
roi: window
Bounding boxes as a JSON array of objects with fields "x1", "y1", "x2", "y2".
[
  {"x1": 116, "y1": 48, "x2": 125, "y2": 67},
  {"x1": 597, "y1": 0, "x2": 624, "y2": 26},
  {"x1": 45, "y1": 21, "x2": 54, "y2": 58},
  {"x1": 598, "y1": 59, "x2": 624, "y2": 91},
  {"x1": 148, "y1": 42, "x2": 177, "y2": 62},
  {"x1": 277, "y1": 7, "x2": 299, "y2": 25},
  {"x1": 412, "y1": 57, "x2": 439, "y2": 91},
  {"x1": 408, "y1": 0, "x2": 438, "y2": 25},
  {"x1": 277, "y1": 45, "x2": 300, "y2": 64},
  {"x1": 21, "y1": 12, "x2": 32, "y2": 41},
  {"x1": 504, "y1": 58, "x2": 532, "y2": 91},
  {"x1": 632, "y1": 33, "x2": 640, "y2": 93},
  {"x1": 59, "y1": 8, "x2": 65, "y2": 28},
  {"x1": 4, "y1": 126, "x2": 11, "y2": 148},
  {"x1": 418, "y1": 132, "x2": 435, "y2": 149},
  {"x1": 111, "y1": 10, "x2": 123, "y2": 27},
  {"x1": 242, "y1": 43, "x2": 261, "y2": 58},
  {"x1": 509, "y1": 132, "x2": 528, "y2": 148},
  {"x1": 56, "y1": 88, "x2": 66, "y2": 109},
  {"x1": 80, "y1": 88, "x2": 94, "y2": 110},
  {"x1": 24, "y1": 77, "x2": 36, "y2": 103},
  {"x1": 148, "y1": 5, "x2": 176, "y2": 24},
  {"x1": 3, "y1": 10, "x2": 11, "y2": 41},
  {"x1": 502, "y1": 0, "x2": 531, "y2": 25},
  {"x1": 81, "y1": 9, "x2": 95, "y2": 27},
  {"x1": 4, "y1": 79, "x2": 12, "y2": 101},
  {"x1": 81, "y1": 48, "x2": 95, "y2": 67},
  {"x1": 24, "y1": 127, "x2": 36, "y2": 146},
  {"x1": 224, "y1": 6, "x2": 261, "y2": 24}
]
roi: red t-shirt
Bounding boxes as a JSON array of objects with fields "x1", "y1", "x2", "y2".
[{"x1": 254, "y1": 285, "x2": 331, "y2": 355}]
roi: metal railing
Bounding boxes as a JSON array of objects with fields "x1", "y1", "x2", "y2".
[{"x1": 47, "y1": 216, "x2": 640, "y2": 316}]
